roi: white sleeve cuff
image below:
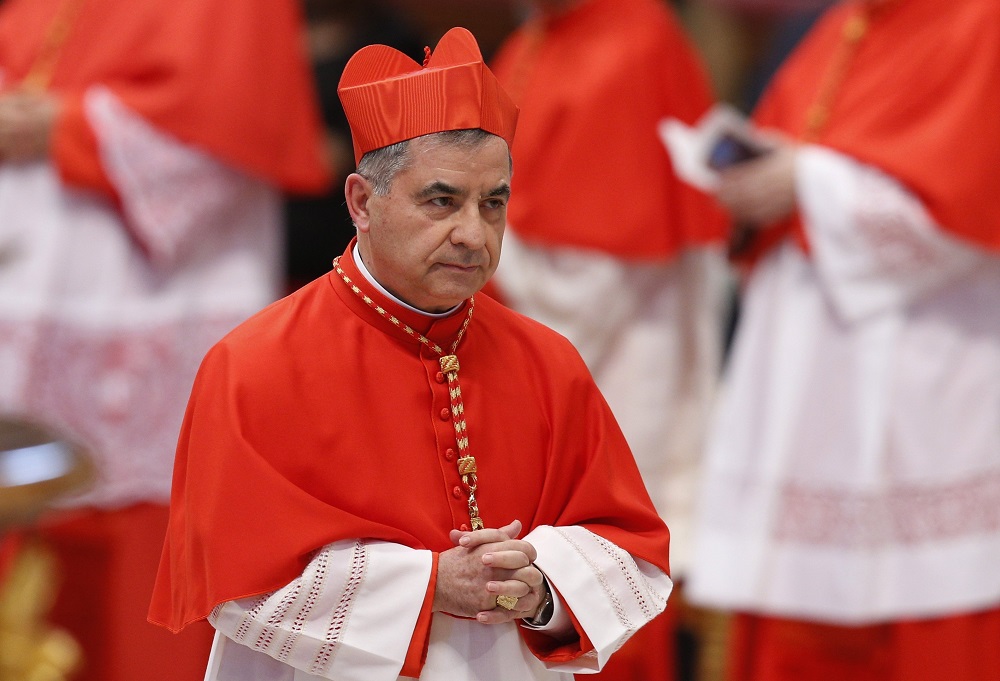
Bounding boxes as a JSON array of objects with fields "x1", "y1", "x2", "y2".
[
  {"x1": 796, "y1": 145, "x2": 982, "y2": 322},
  {"x1": 523, "y1": 525, "x2": 672, "y2": 673},
  {"x1": 208, "y1": 539, "x2": 432, "y2": 681}
]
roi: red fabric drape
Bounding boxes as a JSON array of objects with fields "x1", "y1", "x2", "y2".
[
  {"x1": 0, "y1": 0, "x2": 330, "y2": 195},
  {"x1": 491, "y1": 0, "x2": 727, "y2": 259},
  {"x1": 727, "y1": 608, "x2": 1000, "y2": 681},
  {"x1": 754, "y1": 0, "x2": 1000, "y2": 253}
]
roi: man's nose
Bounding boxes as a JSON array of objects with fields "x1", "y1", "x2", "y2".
[{"x1": 449, "y1": 206, "x2": 488, "y2": 249}]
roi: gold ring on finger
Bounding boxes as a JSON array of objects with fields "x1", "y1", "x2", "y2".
[{"x1": 496, "y1": 595, "x2": 518, "y2": 610}]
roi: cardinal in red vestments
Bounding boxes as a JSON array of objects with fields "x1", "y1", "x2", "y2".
[{"x1": 149, "y1": 26, "x2": 674, "y2": 681}]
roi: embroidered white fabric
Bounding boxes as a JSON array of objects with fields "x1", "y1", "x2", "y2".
[
  {"x1": 798, "y1": 145, "x2": 982, "y2": 323},
  {"x1": 525, "y1": 525, "x2": 673, "y2": 673},
  {"x1": 86, "y1": 86, "x2": 274, "y2": 266},
  {"x1": 209, "y1": 540, "x2": 432, "y2": 681},
  {"x1": 206, "y1": 528, "x2": 672, "y2": 680},
  {"x1": 492, "y1": 232, "x2": 731, "y2": 573},
  {"x1": 687, "y1": 146, "x2": 1000, "y2": 622},
  {"x1": 0, "y1": 87, "x2": 281, "y2": 508}
]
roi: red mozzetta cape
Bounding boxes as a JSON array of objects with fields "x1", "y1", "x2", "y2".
[
  {"x1": 753, "y1": 0, "x2": 1000, "y2": 254},
  {"x1": 149, "y1": 244, "x2": 670, "y2": 650},
  {"x1": 0, "y1": 0, "x2": 329, "y2": 196},
  {"x1": 490, "y1": 0, "x2": 726, "y2": 259}
]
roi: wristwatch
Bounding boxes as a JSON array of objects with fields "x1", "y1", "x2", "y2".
[{"x1": 527, "y1": 583, "x2": 554, "y2": 627}]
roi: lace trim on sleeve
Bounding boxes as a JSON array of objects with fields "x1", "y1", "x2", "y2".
[
  {"x1": 208, "y1": 539, "x2": 432, "y2": 681},
  {"x1": 83, "y1": 85, "x2": 265, "y2": 265},
  {"x1": 797, "y1": 144, "x2": 983, "y2": 322}
]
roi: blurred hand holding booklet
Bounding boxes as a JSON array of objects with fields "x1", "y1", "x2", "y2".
[{"x1": 658, "y1": 104, "x2": 771, "y2": 191}]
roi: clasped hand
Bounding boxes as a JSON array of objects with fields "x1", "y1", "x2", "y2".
[
  {"x1": 434, "y1": 519, "x2": 546, "y2": 624},
  {"x1": 0, "y1": 90, "x2": 60, "y2": 163}
]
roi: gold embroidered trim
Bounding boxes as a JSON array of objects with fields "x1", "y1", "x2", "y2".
[{"x1": 332, "y1": 256, "x2": 485, "y2": 530}]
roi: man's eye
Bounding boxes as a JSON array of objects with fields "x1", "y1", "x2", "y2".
[
  {"x1": 483, "y1": 199, "x2": 506, "y2": 210},
  {"x1": 430, "y1": 197, "x2": 453, "y2": 207}
]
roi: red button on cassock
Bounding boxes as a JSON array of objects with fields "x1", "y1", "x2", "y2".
[
  {"x1": 436, "y1": 372, "x2": 446, "y2": 383},
  {"x1": 452, "y1": 486, "x2": 463, "y2": 499},
  {"x1": 444, "y1": 448, "x2": 455, "y2": 461},
  {"x1": 440, "y1": 408, "x2": 451, "y2": 420},
  {"x1": 460, "y1": 524, "x2": 469, "y2": 532}
]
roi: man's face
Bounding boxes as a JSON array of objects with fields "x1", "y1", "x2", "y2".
[{"x1": 355, "y1": 134, "x2": 511, "y2": 313}]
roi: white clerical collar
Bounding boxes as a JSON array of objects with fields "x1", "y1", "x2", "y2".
[{"x1": 352, "y1": 244, "x2": 460, "y2": 319}]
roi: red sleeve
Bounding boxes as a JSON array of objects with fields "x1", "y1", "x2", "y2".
[
  {"x1": 519, "y1": 586, "x2": 593, "y2": 664},
  {"x1": 50, "y1": 93, "x2": 117, "y2": 200},
  {"x1": 400, "y1": 552, "x2": 438, "y2": 677}
]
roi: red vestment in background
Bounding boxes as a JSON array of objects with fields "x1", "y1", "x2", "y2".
[
  {"x1": 0, "y1": 1, "x2": 329, "y2": 679},
  {"x1": 727, "y1": 0, "x2": 1000, "y2": 678},
  {"x1": 490, "y1": 0, "x2": 726, "y2": 260}
]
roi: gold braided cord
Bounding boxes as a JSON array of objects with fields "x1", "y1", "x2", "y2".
[
  {"x1": 441, "y1": 360, "x2": 482, "y2": 529},
  {"x1": 501, "y1": 17, "x2": 545, "y2": 106},
  {"x1": 802, "y1": 8, "x2": 867, "y2": 140},
  {"x1": 332, "y1": 257, "x2": 472, "y2": 354},
  {"x1": 802, "y1": 0, "x2": 900, "y2": 141},
  {"x1": 19, "y1": 0, "x2": 88, "y2": 93},
  {"x1": 332, "y1": 256, "x2": 485, "y2": 530}
]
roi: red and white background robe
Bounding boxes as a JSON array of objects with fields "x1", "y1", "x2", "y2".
[
  {"x1": 687, "y1": 0, "x2": 1000, "y2": 677},
  {"x1": 0, "y1": 0, "x2": 328, "y2": 508},
  {"x1": 690, "y1": 147, "x2": 1000, "y2": 621},
  {"x1": 0, "y1": 86, "x2": 283, "y2": 508},
  {"x1": 0, "y1": 0, "x2": 329, "y2": 678}
]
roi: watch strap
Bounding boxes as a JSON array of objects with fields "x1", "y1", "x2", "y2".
[{"x1": 527, "y1": 584, "x2": 554, "y2": 626}]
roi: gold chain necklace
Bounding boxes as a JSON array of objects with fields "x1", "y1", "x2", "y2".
[
  {"x1": 19, "y1": 0, "x2": 87, "y2": 92},
  {"x1": 332, "y1": 256, "x2": 486, "y2": 530},
  {"x1": 803, "y1": 0, "x2": 898, "y2": 140}
]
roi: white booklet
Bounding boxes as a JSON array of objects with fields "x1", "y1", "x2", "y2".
[{"x1": 658, "y1": 103, "x2": 770, "y2": 191}]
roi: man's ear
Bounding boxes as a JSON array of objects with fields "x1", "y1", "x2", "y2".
[{"x1": 345, "y1": 173, "x2": 375, "y2": 233}]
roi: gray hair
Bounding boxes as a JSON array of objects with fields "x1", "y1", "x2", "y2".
[{"x1": 357, "y1": 129, "x2": 510, "y2": 195}]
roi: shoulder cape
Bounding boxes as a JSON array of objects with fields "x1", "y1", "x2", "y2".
[{"x1": 149, "y1": 246, "x2": 670, "y2": 632}]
